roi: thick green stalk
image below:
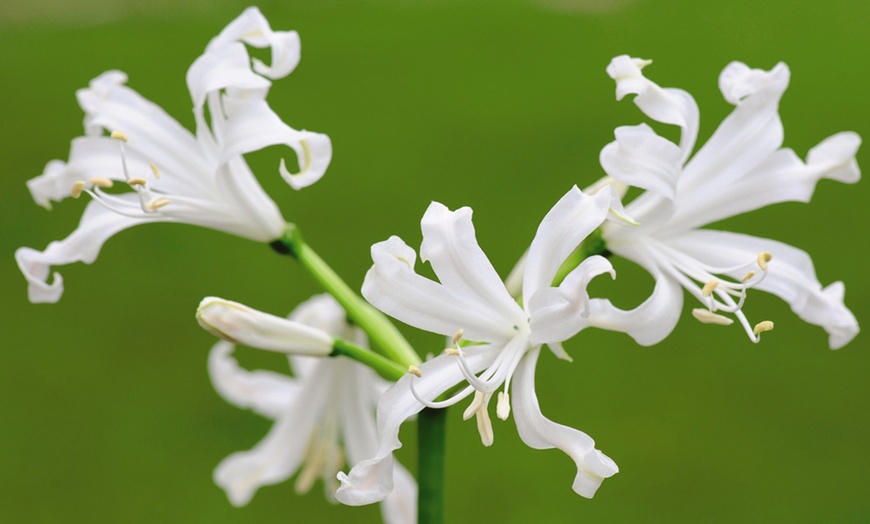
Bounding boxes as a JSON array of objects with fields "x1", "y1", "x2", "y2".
[
  {"x1": 332, "y1": 338, "x2": 407, "y2": 381},
  {"x1": 272, "y1": 224, "x2": 420, "y2": 367},
  {"x1": 418, "y1": 407, "x2": 447, "y2": 524}
]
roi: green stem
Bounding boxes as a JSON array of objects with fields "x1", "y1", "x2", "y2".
[
  {"x1": 418, "y1": 407, "x2": 447, "y2": 524},
  {"x1": 332, "y1": 338, "x2": 407, "y2": 381},
  {"x1": 272, "y1": 224, "x2": 420, "y2": 367},
  {"x1": 552, "y1": 228, "x2": 611, "y2": 286}
]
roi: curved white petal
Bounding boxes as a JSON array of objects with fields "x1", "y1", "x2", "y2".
[
  {"x1": 528, "y1": 255, "x2": 615, "y2": 345},
  {"x1": 671, "y1": 132, "x2": 861, "y2": 230},
  {"x1": 335, "y1": 347, "x2": 497, "y2": 506},
  {"x1": 207, "y1": 6, "x2": 301, "y2": 80},
  {"x1": 333, "y1": 358, "x2": 418, "y2": 523},
  {"x1": 586, "y1": 272, "x2": 684, "y2": 346},
  {"x1": 678, "y1": 63, "x2": 789, "y2": 204},
  {"x1": 75, "y1": 72, "x2": 206, "y2": 188},
  {"x1": 606, "y1": 55, "x2": 699, "y2": 162},
  {"x1": 512, "y1": 348, "x2": 618, "y2": 498},
  {"x1": 363, "y1": 236, "x2": 517, "y2": 342},
  {"x1": 197, "y1": 297, "x2": 334, "y2": 356},
  {"x1": 208, "y1": 341, "x2": 298, "y2": 419},
  {"x1": 220, "y1": 97, "x2": 332, "y2": 190},
  {"x1": 214, "y1": 157, "x2": 287, "y2": 241},
  {"x1": 214, "y1": 367, "x2": 330, "y2": 507},
  {"x1": 381, "y1": 463, "x2": 417, "y2": 524},
  {"x1": 666, "y1": 230, "x2": 859, "y2": 349},
  {"x1": 600, "y1": 123, "x2": 681, "y2": 201},
  {"x1": 15, "y1": 198, "x2": 148, "y2": 303},
  {"x1": 420, "y1": 202, "x2": 523, "y2": 326},
  {"x1": 186, "y1": 42, "x2": 271, "y2": 119},
  {"x1": 522, "y1": 186, "x2": 611, "y2": 304}
]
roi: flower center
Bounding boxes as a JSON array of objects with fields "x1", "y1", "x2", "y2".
[
  {"x1": 408, "y1": 328, "x2": 530, "y2": 447},
  {"x1": 68, "y1": 130, "x2": 170, "y2": 217}
]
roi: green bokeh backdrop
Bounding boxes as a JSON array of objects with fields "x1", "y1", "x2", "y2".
[{"x1": 1, "y1": 0, "x2": 868, "y2": 522}]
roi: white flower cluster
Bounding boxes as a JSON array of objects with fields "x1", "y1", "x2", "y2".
[{"x1": 15, "y1": 7, "x2": 860, "y2": 523}]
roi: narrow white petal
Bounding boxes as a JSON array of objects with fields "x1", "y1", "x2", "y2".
[
  {"x1": 606, "y1": 55, "x2": 699, "y2": 163},
  {"x1": 208, "y1": 341, "x2": 299, "y2": 418},
  {"x1": 197, "y1": 297, "x2": 334, "y2": 356},
  {"x1": 512, "y1": 349, "x2": 618, "y2": 498},
  {"x1": 220, "y1": 96, "x2": 332, "y2": 190},
  {"x1": 528, "y1": 255, "x2": 615, "y2": 345},
  {"x1": 206, "y1": 6, "x2": 301, "y2": 80},
  {"x1": 333, "y1": 358, "x2": 418, "y2": 523},
  {"x1": 586, "y1": 273, "x2": 684, "y2": 346},
  {"x1": 214, "y1": 158, "x2": 287, "y2": 241},
  {"x1": 523, "y1": 186, "x2": 611, "y2": 304},
  {"x1": 15, "y1": 198, "x2": 147, "y2": 303},
  {"x1": 678, "y1": 63, "x2": 789, "y2": 208},
  {"x1": 420, "y1": 202, "x2": 523, "y2": 326},
  {"x1": 335, "y1": 348, "x2": 497, "y2": 506},
  {"x1": 381, "y1": 463, "x2": 417, "y2": 524},
  {"x1": 672, "y1": 132, "x2": 861, "y2": 230},
  {"x1": 75, "y1": 72, "x2": 205, "y2": 183},
  {"x1": 186, "y1": 42, "x2": 272, "y2": 119},
  {"x1": 363, "y1": 236, "x2": 517, "y2": 342},
  {"x1": 600, "y1": 123, "x2": 681, "y2": 201},
  {"x1": 667, "y1": 230, "x2": 859, "y2": 349},
  {"x1": 214, "y1": 362, "x2": 331, "y2": 506}
]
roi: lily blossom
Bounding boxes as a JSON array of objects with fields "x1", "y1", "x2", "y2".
[
  {"x1": 336, "y1": 186, "x2": 619, "y2": 507},
  {"x1": 16, "y1": 7, "x2": 332, "y2": 303},
  {"x1": 206, "y1": 294, "x2": 416, "y2": 524},
  {"x1": 595, "y1": 56, "x2": 860, "y2": 348}
]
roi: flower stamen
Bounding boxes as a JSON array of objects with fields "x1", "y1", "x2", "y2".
[
  {"x1": 70, "y1": 181, "x2": 85, "y2": 199},
  {"x1": 88, "y1": 176, "x2": 113, "y2": 188},
  {"x1": 692, "y1": 308, "x2": 734, "y2": 325}
]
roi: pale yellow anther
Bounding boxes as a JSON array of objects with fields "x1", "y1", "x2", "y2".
[
  {"x1": 110, "y1": 130, "x2": 129, "y2": 142},
  {"x1": 702, "y1": 279, "x2": 719, "y2": 297},
  {"x1": 408, "y1": 365, "x2": 422, "y2": 378},
  {"x1": 741, "y1": 270, "x2": 756, "y2": 283},
  {"x1": 149, "y1": 162, "x2": 160, "y2": 178},
  {"x1": 445, "y1": 347, "x2": 460, "y2": 356},
  {"x1": 70, "y1": 181, "x2": 86, "y2": 199},
  {"x1": 692, "y1": 308, "x2": 734, "y2": 326},
  {"x1": 148, "y1": 198, "x2": 170, "y2": 210},
  {"x1": 451, "y1": 329, "x2": 464, "y2": 346},
  {"x1": 88, "y1": 176, "x2": 113, "y2": 188},
  {"x1": 753, "y1": 320, "x2": 774, "y2": 336},
  {"x1": 496, "y1": 391, "x2": 510, "y2": 421},
  {"x1": 127, "y1": 178, "x2": 147, "y2": 187},
  {"x1": 757, "y1": 252, "x2": 772, "y2": 271}
]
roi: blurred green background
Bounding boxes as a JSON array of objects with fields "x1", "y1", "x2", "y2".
[{"x1": 1, "y1": 0, "x2": 868, "y2": 522}]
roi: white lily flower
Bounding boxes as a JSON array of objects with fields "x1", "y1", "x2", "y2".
[
  {"x1": 595, "y1": 56, "x2": 860, "y2": 348},
  {"x1": 336, "y1": 186, "x2": 619, "y2": 507},
  {"x1": 207, "y1": 294, "x2": 416, "y2": 524},
  {"x1": 16, "y1": 7, "x2": 332, "y2": 303}
]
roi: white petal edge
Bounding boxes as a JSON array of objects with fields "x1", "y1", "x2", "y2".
[
  {"x1": 600, "y1": 123, "x2": 681, "y2": 201},
  {"x1": 512, "y1": 348, "x2": 618, "y2": 498},
  {"x1": 335, "y1": 348, "x2": 497, "y2": 505},
  {"x1": 522, "y1": 186, "x2": 611, "y2": 305},
  {"x1": 606, "y1": 55, "x2": 699, "y2": 163},
  {"x1": 15, "y1": 198, "x2": 148, "y2": 303},
  {"x1": 208, "y1": 341, "x2": 299, "y2": 419}
]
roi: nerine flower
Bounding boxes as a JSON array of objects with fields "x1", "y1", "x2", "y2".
[
  {"x1": 16, "y1": 7, "x2": 332, "y2": 303},
  {"x1": 200, "y1": 294, "x2": 416, "y2": 524},
  {"x1": 336, "y1": 186, "x2": 619, "y2": 507},
  {"x1": 594, "y1": 56, "x2": 860, "y2": 348}
]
